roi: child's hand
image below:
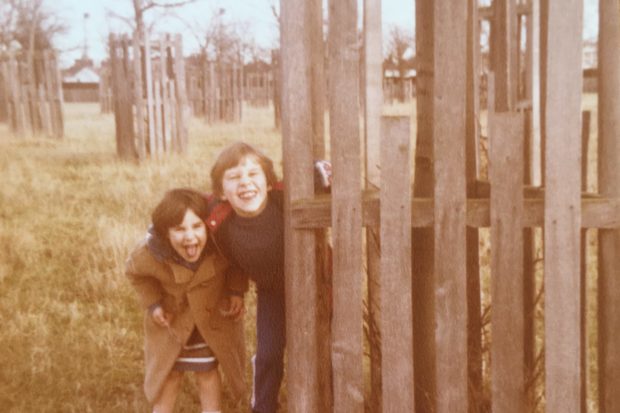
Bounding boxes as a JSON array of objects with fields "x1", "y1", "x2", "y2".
[
  {"x1": 220, "y1": 295, "x2": 245, "y2": 321},
  {"x1": 151, "y1": 305, "x2": 172, "y2": 328}
]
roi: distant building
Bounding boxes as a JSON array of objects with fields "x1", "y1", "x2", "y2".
[
  {"x1": 582, "y1": 39, "x2": 597, "y2": 69},
  {"x1": 582, "y1": 39, "x2": 598, "y2": 93},
  {"x1": 62, "y1": 57, "x2": 100, "y2": 102},
  {"x1": 383, "y1": 46, "x2": 417, "y2": 102}
]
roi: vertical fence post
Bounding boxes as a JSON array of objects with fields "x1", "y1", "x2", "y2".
[
  {"x1": 380, "y1": 116, "x2": 414, "y2": 412},
  {"x1": 598, "y1": 0, "x2": 620, "y2": 411},
  {"x1": 489, "y1": 112, "x2": 525, "y2": 413},
  {"x1": 433, "y1": 0, "x2": 468, "y2": 411},
  {"x1": 141, "y1": 31, "x2": 155, "y2": 157},
  {"x1": 280, "y1": 0, "x2": 319, "y2": 411},
  {"x1": 544, "y1": 1, "x2": 583, "y2": 411},
  {"x1": 328, "y1": 0, "x2": 364, "y2": 411},
  {"x1": 173, "y1": 33, "x2": 188, "y2": 153},
  {"x1": 132, "y1": 33, "x2": 145, "y2": 159}
]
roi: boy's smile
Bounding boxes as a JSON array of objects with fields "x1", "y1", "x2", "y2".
[{"x1": 221, "y1": 155, "x2": 271, "y2": 217}]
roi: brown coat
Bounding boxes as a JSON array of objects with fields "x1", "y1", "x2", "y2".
[{"x1": 125, "y1": 239, "x2": 248, "y2": 403}]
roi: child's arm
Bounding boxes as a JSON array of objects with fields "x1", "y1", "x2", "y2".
[
  {"x1": 125, "y1": 251, "x2": 164, "y2": 311},
  {"x1": 225, "y1": 265, "x2": 249, "y2": 296},
  {"x1": 221, "y1": 265, "x2": 249, "y2": 320}
]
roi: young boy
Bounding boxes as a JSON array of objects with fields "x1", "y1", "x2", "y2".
[{"x1": 206, "y1": 142, "x2": 285, "y2": 413}]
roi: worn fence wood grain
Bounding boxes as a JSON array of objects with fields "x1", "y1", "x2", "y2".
[
  {"x1": 328, "y1": 0, "x2": 364, "y2": 411},
  {"x1": 380, "y1": 116, "x2": 414, "y2": 412},
  {"x1": 489, "y1": 112, "x2": 525, "y2": 413},
  {"x1": 544, "y1": 0, "x2": 583, "y2": 410},
  {"x1": 434, "y1": 0, "x2": 468, "y2": 411},
  {"x1": 280, "y1": 0, "x2": 319, "y2": 411}
]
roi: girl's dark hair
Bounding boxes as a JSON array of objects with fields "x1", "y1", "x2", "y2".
[
  {"x1": 151, "y1": 188, "x2": 209, "y2": 238},
  {"x1": 210, "y1": 142, "x2": 278, "y2": 197}
]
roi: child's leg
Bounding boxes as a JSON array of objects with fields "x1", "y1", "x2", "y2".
[
  {"x1": 195, "y1": 368, "x2": 222, "y2": 412},
  {"x1": 252, "y1": 288, "x2": 286, "y2": 413},
  {"x1": 153, "y1": 370, "x2": 183, "y2": 413}
]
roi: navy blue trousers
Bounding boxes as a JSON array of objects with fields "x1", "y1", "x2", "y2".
[{"x1": 252, "y1": 287, "x2": 285, "y2": 413}]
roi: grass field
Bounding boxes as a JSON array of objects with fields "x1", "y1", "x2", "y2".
[
  {"x1": 0, "y1": 103, "x2": 282, "y2": 412},
  {"x1": 0, "y1": 96, "x2": 600, "y2": 412}
]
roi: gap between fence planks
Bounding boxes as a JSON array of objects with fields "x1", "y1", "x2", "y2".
[
  {"x1": 363, "y1": 0, "x2": 383, "y2": 411},
  {"x1": 598, "y1": 0, "x2": 620, "y2": 410}
]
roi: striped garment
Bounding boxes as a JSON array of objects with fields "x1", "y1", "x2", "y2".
[{"x1": 173, "y1": 327, "x2": 218, "y2": 372}]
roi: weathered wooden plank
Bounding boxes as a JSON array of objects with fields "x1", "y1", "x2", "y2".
[
  {"x1": 280, "y1": 0, "x2": 319, "y2": 411},
  {"x1": 544, "y1": 1, "x2": 583, "y2": 411},
  {"x1": 159, "y1": 36, "x2": 170, "y2": 152},
  {"x1": 291, "y1": 195, "x2": 620, "y2": 229},
  {"x1": 598, "y1": 0, "x2": 620, "y2": 411},
  {"x1": 489, "y1": 112, "x2": 525, "y2": 412},
  {"x1": 380, "y1": 116, "x2": 413, "y2": 412},
  {"x1": 328, "y1": 0, "x2": 364, "y2": 411},
  {"x1": 173, "y1": 34, "x2": 188, "y2": 153},
  {"x1": 153, "y1": 80, "x2": 163, "y2": 156},
  {"x1": 493, "y1": 0, "x2": 518, "y2": 111},
  {"x1": 363, "y1": 0, "x2": 383, "y2": 411},
  {"x1": 142, "y1": 31, "x2": 155, "y2": 157},
  {"x1": 434, "y1": 0, "x2": 468, "y2": 411},
  {"x1": 132, "y1": 33, "x2": 145, "y2": 159}
]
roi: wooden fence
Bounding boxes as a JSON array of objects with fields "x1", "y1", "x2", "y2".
[
  {"x1": 186, "y1": 60, "x2": 242, "y2": 123},
  {"x1": 108, "y1": 32, "x2": 189, "y2": 160},
  {"x1": 281, "y1": 0, "x2": 620, "y2": 412},
  {"x1": 244, "y1": 70, "x2": 273, "y2": 107},
  {"x1": 0, "y1": 51, "x2": 63, "y2": 138},
  {"x1": 98, "y1": 63, "x2": 113, "y2": 113}
]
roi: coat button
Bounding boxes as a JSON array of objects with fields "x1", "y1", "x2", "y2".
[{"x1": 210, "y1": 220, "x2": 216, "y2": 226}]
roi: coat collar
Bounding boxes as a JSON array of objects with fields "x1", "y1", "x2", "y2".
[{"x1": 205, "y1": 183, "x2": 284, "y2": 233}]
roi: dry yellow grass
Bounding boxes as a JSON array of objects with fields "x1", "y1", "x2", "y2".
[{"x1": 0, "y1": 103, "x2": 281, "y2": 412}]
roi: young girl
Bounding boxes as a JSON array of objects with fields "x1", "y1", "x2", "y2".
[
  {"x1": 125, "y1": 188, "x2": 248, "y2": 413},
  {"x1": 206, "y1": 143, "x2": 285, "y2": 413}
]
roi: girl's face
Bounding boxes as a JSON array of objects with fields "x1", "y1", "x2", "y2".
[
  {"x1": 221, "y1": 155, "x2": 270, "y2": 217},
  {"x1": 168, "y1": 208, "x2": 207, "y2": 262}
]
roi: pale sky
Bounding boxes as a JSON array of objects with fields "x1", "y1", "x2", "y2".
[{"x1": 54, "y1": 0, "x2": 598, "y2": 68}]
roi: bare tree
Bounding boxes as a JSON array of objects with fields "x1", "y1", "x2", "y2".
[
  {"x1": 385, "y1": 24, "x2": 414, "y2": 102},
  {"x1": 182, "y1": 7, "x2": 268, "y2": 65},
  {"x1": 385, "y1": 25, "x2": 414, "y2": 77},
  {"x1": 107, "y1": 0, "x2": 199, "y2": 36},
  {"x1": 0, "y1": 0, "x2": 66, "y2": 53}
]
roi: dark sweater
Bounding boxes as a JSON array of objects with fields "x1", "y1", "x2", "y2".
[{"x1": 216, "y1": 195, "x2": 284, "y2": 292}]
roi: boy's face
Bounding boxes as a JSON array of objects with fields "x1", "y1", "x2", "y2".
[{"x1": 221, "y1": 155, "x2": 270, "y2": 217}]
